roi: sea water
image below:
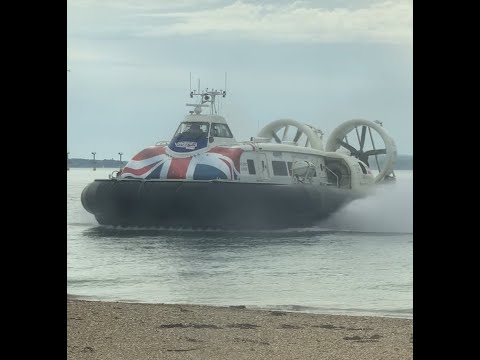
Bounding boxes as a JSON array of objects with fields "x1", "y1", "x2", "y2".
[{"x1": 67, "y1": 168, "x2": 412, "y2": 318}]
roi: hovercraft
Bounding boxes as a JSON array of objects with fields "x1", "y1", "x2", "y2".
[{"x1": 81, "y1": 83, "x2": 396, "y2": 229}]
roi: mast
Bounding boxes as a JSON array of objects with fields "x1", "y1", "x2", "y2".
[{"x1": 187, "y1": 74, "x2": 227, "y2": 115}]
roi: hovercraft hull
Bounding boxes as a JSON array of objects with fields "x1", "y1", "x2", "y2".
[{"x1": 81, "y1": 180, "x2": 363, "y2": 229}]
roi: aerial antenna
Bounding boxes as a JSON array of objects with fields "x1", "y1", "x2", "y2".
[{"x1": 186, "y1": 74, "x2": 228, "y2": 115}]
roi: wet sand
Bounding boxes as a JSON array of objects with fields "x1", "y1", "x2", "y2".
[{"x1": 67, "y1": 299, "x2": 413, "y2": 359}]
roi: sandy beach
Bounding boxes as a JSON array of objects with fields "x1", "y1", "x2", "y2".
[{"x1": 67, "y1": 299, "x2": 412, "y2": 359}]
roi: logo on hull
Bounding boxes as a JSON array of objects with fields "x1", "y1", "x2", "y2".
[{"x1": 174, "y1": 141, "x2": 198, "y2": 150}]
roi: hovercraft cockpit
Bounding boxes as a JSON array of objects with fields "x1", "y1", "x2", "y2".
[
  {"x1": 168, "y1": 121, "x2": 210, "y2": 152},
  {"x1": 166, "y1": 87, "x2": 237, "y2": 155}
]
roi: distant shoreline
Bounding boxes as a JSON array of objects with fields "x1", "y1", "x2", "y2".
[{"x1": 68, "y1": 158, "x2": 127, "y2": 169}]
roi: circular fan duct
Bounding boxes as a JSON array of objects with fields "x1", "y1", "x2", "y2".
[
  {"x1": 325, "y1": 119, "x2": 397, "y2": 183},
  {"x1": 257, "y1": 119, "x2": 324, "y2": 150}
]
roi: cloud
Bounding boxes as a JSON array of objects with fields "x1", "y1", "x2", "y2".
[
  {"x1": 135, "y1": 0, "x2": 412, "y2": 44},
  {"x1": 71, "y1": 0, "x2": 214, "y2": 11},
  {"x1": 68, "y1": 0, "x2": 412, "y2": 44}
]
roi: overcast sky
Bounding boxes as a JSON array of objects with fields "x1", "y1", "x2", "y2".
[{"x1": 67, "y1": 0, "x2": 412, "y2": 159}]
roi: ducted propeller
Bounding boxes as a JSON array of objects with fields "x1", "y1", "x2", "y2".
[
  {"x1": 257, "y1": 119, "x2": 324, "y2": 150},
  {"x1": 335, "y1": 125, "x2": 388, "y2": 167},
  {"x1": 325, "y1": 119, "x2": 397, "y2": 183}
]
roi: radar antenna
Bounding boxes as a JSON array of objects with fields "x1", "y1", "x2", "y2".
[{"x1": 187, "y1": 73, "x2": 227, "y2": 115}]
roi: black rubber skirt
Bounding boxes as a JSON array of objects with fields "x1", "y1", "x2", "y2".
[{"x1": 81, "y1": 179, "x2": 361, "y2": 229}]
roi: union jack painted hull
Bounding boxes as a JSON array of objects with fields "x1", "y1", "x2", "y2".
[{"x1": 120, "y1": 146, "x2": 243, "y2": 181}]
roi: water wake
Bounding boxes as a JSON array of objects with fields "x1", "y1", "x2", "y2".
[{"x1": 319, "y1": 174, "x2": 413, "y2": 233}]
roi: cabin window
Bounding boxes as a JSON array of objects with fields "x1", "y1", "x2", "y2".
[
  {"x1": 272, "y1": 161, "x2": 289, "y2": 176},
  {"x1": 358, "y1": 162, "x2": 368, "y2": 174},
  {"x1": 247, "y1": 159, "x2": 256, "y2": 175},
  {"x1": 210, "y1": 123, "x2": 233, "y2": 138}
]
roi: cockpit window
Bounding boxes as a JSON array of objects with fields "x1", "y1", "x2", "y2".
[
  {"x1": 169, "y1": 122, "x2": 210, "y2": 153},
  {"x1": 210, "y1": 123, "x2": 233, "y2": 138},
  {"x1": 174, "y1": 122, "x2": 210, "y2": 139}
]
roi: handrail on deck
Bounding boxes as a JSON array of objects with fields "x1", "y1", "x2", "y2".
[{"x1": 324, "y1": 166, "x2": 339, "y2": 188}]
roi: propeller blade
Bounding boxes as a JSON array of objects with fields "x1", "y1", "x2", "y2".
[
  {"x1": 360, "y1": 126, "x2": 367, "y2": 151},
  {"x1": 272, "y1": 131, "x2": 282, "y2": 143},
  {"x1": 364, "y1": 149, "x2": 386, "y2": 157},
  {"x1": 337, "y1": 139, "x2": 358, "y2": 155},
  {"x1": 282, "y1": 125, "x2": 290, "y2": 141},
  {"x1": 358, "y1": 154, "x2": 370, "y2": 167},
  {"x1": 293, "y1": 128, "x2": 303, "y2": 143}
]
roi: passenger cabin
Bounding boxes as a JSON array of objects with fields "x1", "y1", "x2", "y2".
[{"x1": 237, "y1": 146, "x2": 353, "y2": 189}]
